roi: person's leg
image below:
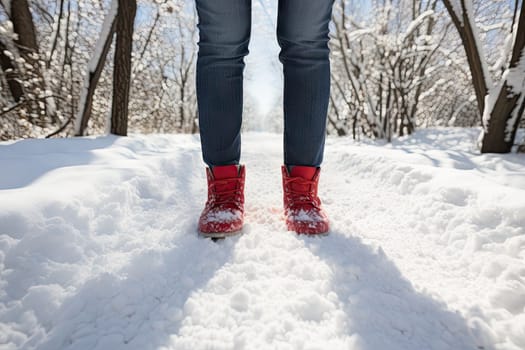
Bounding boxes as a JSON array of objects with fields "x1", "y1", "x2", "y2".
[
  {"x1": 195, "y1": 0, "x2": 252, "y2": 167},
  {"x1": 276, "y1": 0, "x2": 335, "y2": 168},
  {"x1": 277, "y1": 0, "x2": 334, "y2": 235}
]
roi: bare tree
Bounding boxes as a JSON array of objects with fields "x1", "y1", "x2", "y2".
[
  {"x1": 480, "y1": 4, "x2": 525, "y2": 153},
  {"x1": 443, "y1": 0, "x2": 525, "y2": 153},
  {"x1": 2, "y1": 0, "x2": 45, "y2": 116},
  {"x1": 1, "y1": 0, "x2": 192, "y2": 140},
  {"x1": 329, "y1": 0, "x2": 448, "y2": 140},
  {"x1": 110, "y1": 0, "x2": 137, "y2": 136},
  {"x1": 75, "y1": 2, "x2": 118, "y2": 136},
  {"x1": 129, "y1": 2, "x2": 198, "y2": 134},
  {"x1": 0, "y1": 40, "x2": 24, "y2": 102}
]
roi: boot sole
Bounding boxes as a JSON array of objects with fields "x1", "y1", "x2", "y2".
[
  {"x1": 290, "y1": 228, "x2": 330, "y2": 236},
  {"x1": 296, "y1": 230, "x2": 330, "y2": 236},
  {"x1": 198, "y1": 228, "x2": 243, "y2": 239}
]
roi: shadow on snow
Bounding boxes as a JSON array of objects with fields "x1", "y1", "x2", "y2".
[{"x1": 300, "y1": 230, "x2": 490, "y2": 350}]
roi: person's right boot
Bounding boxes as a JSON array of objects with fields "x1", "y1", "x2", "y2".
[
  {"x1": 281, "y1": 165, "x2": 330, "y2": 235},
  {"x1": 198, "y1": 164, "x2": 245, "y2": 238}
]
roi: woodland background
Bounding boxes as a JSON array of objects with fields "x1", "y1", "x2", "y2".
[{"x1": 0, "y1": 0, "x2": 524, "y2": 153}]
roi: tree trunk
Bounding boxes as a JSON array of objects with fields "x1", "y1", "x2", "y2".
[
  {"x1": 111, "y1": 0, "x2": 137, "y2": 136},
  {"x1": 5, "y1": 0, "x2": 41, "y2": 109},
  {"x1": 481, "y1": 84, "x2": 525, "y2": 153},
  {"x1": 11, "y1": 0, "x2": 38, "y2": 55},
  {"x1": 0, "y1": 40, "x2": 24, "y2": 102},
  {"x1": 75, "y1": 19, "x2": 117, "y2": 136},
  {"x1": 9, "y1": 0, "x2": 58, "y2": 123},
  {"x1": 442, "y1": 0, "x2": 489, "y2": 118},
  {"x1": 481, "y1": 3, "x2": 525, "y2": 153}
]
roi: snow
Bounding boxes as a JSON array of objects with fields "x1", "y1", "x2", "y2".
[
  {"x1": 200, "y1": 209, "x2": 242, "y2": 223},
  {"x1": 403, "y1": 10, "x2": 434, "y2": 41},
  {"x1": 289, "y1": 209, "x2": 323, "y2": 223},
  {"x1": 0, "y1": 128, "x2": 524, "y2": 350},
  {"x1": 88, "y1": 0, "x2": 118, "y2": 73},
  {"x1": 482, "y1": 45, "x2": 525, "y2": 142},
  {"x1": 504, "y1": 46, "x2": 525, "y2": 141}
]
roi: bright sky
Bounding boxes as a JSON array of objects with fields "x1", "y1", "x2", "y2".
[{"x1": 244, "y1": 0, "x2": 282, "y2": 132}]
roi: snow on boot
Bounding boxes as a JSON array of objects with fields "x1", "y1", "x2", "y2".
[
  {"x1": 198, "y1": 164, "x2": 245, "y2": 238},
  {"x1": 281, "y1": 165, "x2": 330, "y2": 235}
]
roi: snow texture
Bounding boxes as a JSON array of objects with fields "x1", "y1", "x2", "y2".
[
  {"x1": 0, "y1": 128, "x2": 524, "y2": 350},
  {"x1": 288, "y1": 208, "x2": 324, "y2": 223},
  {"x1": 88, "y1": 0, "x2": 118, "y2": 73},
  {"x1": 403, "y1": 10, "x2": 434, "y2": 41},
  {"x1": 482, "y1": 45, "x2": 525, "y2": 141},
  {"x1": 504, "y1": 46, "x2": 525, "y2": 141},
  {"x1": 200, "y1": 209, "x2": 242, "y2": 224}
]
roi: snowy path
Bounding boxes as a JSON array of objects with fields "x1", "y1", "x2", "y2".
[{"x1": 1, "y1": 129, "x2": 524, "y2": 350}]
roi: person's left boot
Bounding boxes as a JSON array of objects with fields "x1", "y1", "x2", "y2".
[{"x1": 281, "y1": 165, "x2": 330, "y2": 235}]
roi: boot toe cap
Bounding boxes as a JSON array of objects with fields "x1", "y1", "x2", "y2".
[{"x1": 286, "y1": 219, "x2": 330, "y2": 235}]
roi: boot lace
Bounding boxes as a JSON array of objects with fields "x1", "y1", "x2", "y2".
[
  {"x1": 209, "y1": 178, "x2": 243, "y2": 208},
  {"x1": 284, "y1": 177, "x2": 321, "y2": 209}
]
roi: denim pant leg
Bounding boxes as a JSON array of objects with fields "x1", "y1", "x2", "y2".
[
  {"x1": 195, "y1": 0, "x2": 251, "y2": 167},
  {"x1": 277, "y1": 0, "x2": 335, "y2": 168}
]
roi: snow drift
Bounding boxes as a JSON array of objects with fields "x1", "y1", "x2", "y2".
[{"x1": 0, "y1": 128, "x2": 524, "y2": 350}]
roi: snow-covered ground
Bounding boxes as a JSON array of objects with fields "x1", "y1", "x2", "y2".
[{"x1": 0, "y1": 128, "x2": 524, "y2": 350}]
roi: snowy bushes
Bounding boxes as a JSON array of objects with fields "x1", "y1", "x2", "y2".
[
  {"x1": 327, "y1": 0, "x2": 524, "y2": 152},
  {"x1": 0, "y1": 0, "x2": 194, "y2": 139},
  {"x1": 328, "y1": 0, "x2": 477, "y2": 140}
]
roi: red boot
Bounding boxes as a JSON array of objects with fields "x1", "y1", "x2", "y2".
[
  {"x1": 198, "y1": 164, "x2": 245, "y2": 238},
  {"x1": 281, "y1": 165, "x2": 330, "y2": 235}
]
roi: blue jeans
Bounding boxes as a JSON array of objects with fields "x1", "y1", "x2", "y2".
[{"x1": 195, "y1": 0, "x2": 335, "y2": 168}]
